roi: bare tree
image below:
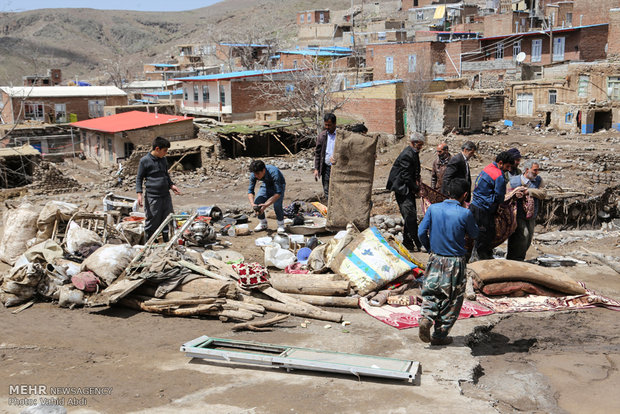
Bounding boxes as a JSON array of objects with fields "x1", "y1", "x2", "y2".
[
  {"x1": 404, "y1": 56, "x2": 433, "y2": 135},
  {"x1": 102, "y1": 56, "x2": 131, "y2": 88}
]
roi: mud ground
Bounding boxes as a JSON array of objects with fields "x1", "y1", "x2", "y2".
[{"x1": 0, "y1": 126, "x2": 619, "y2": 413}]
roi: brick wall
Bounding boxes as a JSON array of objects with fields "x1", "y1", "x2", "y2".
[
  {"x1": 126, "y1": 120, "x2": 195, "y2": 147},
  {"x1": 444, "y1": 39, "x2": 480, "y2": 77},
  {"x1": 572, "y1": 0, "x2": 620, "y2": 25},
  {"x1": 483, "y1": 13, "x2": 514, "y2": 38},
  {"x1": 577, "y1": 25, "x2": 609, "y2": 61},
  {"x1": 367, "y1": 42, "x2": 445, "y2": 81},
  {"x1": 230, "y1": 80, "x2": 284, "y2": 121},
  {"x1": 610, "y1": 9, "x2": 620, "y2": 56},
  {"x1": 483, "y1": 93, "x2": 505, "y2": 121}
]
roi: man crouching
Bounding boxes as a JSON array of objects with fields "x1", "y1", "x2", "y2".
[{"x1": 417, "y1": 178, "x2": 479, "y2": 346}]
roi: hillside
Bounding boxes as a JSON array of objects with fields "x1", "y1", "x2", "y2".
[{"x1": 0, "y1": 0, "x2": 364, "y2": 85}]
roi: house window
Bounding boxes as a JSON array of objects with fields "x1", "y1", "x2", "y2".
[
  {"x1": 513, "y1": 40, "x2": 521, "y2": 58},
  {"x1": 566, "y1": 12, "x2": 573, "y2": 26},
  {"x1": 293, "y1": 60, "x2": 298, "y2": 69},
  {"x1": 416, "y1": 11, "x2": 424, "y2": 20},
  {"x1": 193, "y1": 85, "x2": 199, "y2": 102},
  {"x1": 183, "y1": 88, "x2": 188, "y2": 100},
  {"x1": 408, "y1": 54, "x2": 417, "y2": 72},
  {"x1": 549, "y1": 89, "x2": 557, "y2": 104},
  {"x1": 385, "y1": 56, "x2": 394, "y2": 74},
  {"x1": 458, "y1": 104, "x2": 471, "y2": 129},
  {"x1": 107, "y1": 138, "x2": 113, "y2": 163},
  {"x1": 202, "y1": 85, "x2": 209, "y2": 102},
  {"x1": 124, "y1": 142, "x2": 135, "y2": 158},
  {"x1": 219, "y1": 85, "x2": 226, "y2": 105},
  {"x1": 532, "y1": 39, "x2": 542, "y2": 62},
  {"x1": 496, "y1": 42, "x2": 504, "y2": 59},
  {"x1": 369, "y1": 48, "x2": 374, "y2": 57},
  {"x1": 88, "y1": 100, "x2": 104, "y2": 118},
  {"x1": 565, "y1": 112, "x2": 573, "y2": 124},
  {"x1": 516, "y1": 93, "x2": 534, "y2": 116},
  {"x1": 54, "y1": 103, "x2": 66, "y2": 123},
  {"x1": 378, "y1": 32, "x2": 386, "y2": 41},
  {"x1": 320, "y1": 12, "x2": 325, "y2": 23},
  {"x1": 300, "y1": 14, "x2": 304, "y2": 23},
  {"x1": 578, "y1": 75, "x2": 589, "y2": 97},
  {"x1": 607, "y1": 76, "x2": 620, "y2": 100},
  {"x1": 23, "y1": 102, "x2": 45, "y2": 121},
  {"x1": 307, "y1": 12, "x2": 311, "y2": 22},
  {"x1": 553, "y1": 37, "x2": 565, "y2": 62}
]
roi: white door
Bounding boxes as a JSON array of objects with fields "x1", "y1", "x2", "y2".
[
  {"x1": 532, "y1": 39, "x2": 542, "y2": 62},
  {"x1": 553, "y1": 37, "x2": 565, "y2": 61},
  {"x1": 516, "y1": 93, "x2": 533, "y2": 116}
]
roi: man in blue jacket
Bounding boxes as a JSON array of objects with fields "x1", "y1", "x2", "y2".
[
  {"x1": 248, "y1": 160, "x2": 286, "y2": 233},
  {"x1": 470, "y1": 151, "x2": 515, "y2": 260},
  {"x1": 418, "y1": 178, "x2": 479, "y2": 346}
]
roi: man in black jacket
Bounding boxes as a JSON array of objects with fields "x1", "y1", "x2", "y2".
[
  {"x1": 136, "y1": 136, "x2": 181, "y2": 242},
  {"x1": 313, "y1": 113, "x2": 337, "y2": 199},
  {"x1": 386, "y1": 132, "x2": 425, "y2": 251},
  {"x1": 441, "y1": 141, "x2": 477, "y2": 200}
]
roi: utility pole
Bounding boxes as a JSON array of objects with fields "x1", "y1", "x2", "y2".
[{"x1": 549, "y1": 18, "x2": 553, "y2": 64}]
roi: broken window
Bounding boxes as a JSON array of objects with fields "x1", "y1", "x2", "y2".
[
  {"x1": 532, "y1": 39, "x2": 542, "y2": 62},
  {"x1": 566, "y1": 13, "x2": 573, "y2": 26},
  {"x1": 88, "y1": 100, "x2": 104, "y2": 118},
  {"x1": 549, "y1": 90, "x2": 557, "y2": 104},
  {"x1": 417, "y1": 11, "x2": 424, "y2": 20},
  {"x1": 307, "y1": 12, "x2": 311, "y2": 22},
  {"x1": 385, "y1": 56, "x2": 394, "y2": 74},
  {"x1": 184, "y1": 88, "x2": 188, "y2": 100},
  {"x1": 300, "y1": 13, "x2": 304, "y2": 23},
  {"x1": 578, "y1": 75, "x2": 589, "y2": 97},
  {"x1": 378, "y1": 32, "x2": 386, "y2": 41},
  {"x1": 23, "y1": 102, "x2": 45, "y2": 121},
  {"x1": 320, "y1": 12, "x2": 325, "y2": 23},
  {"x1": 408, "y1": 55, "x2": 417, "y2": 73},
  {"x1": 565, "y1": 112, "x2": 573, "y2": 123},
  {"x1": 608, "y1": 76, "x2": 620, "y2": 100},
  {"x1": 458, "y1": 104, "x2": 470, "y2": 129},
  {"x1": 54, "y1": 103, "x2": 66, "y2": 123}
]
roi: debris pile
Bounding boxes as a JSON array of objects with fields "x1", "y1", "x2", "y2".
[{"x1": 30, "y1": 162, "x2": 81, "y2": 194}]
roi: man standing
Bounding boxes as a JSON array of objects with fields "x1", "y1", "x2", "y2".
[
  {"x1": 469, "y1": 151, "x2": 515, "y2": 260},
  {"x1": 431, "y1": 143, "x2": 451, "y2": 191},
  {"x1": 136, "y1": 136, "x2": 181, "y2": 242},
  {"x1": 386, "y1": 132, "x2": 425, "y2": 251},
  {"x1": 505, "y1": 147, "x2": 522, "y2": 181},
  {"x1": 248, "y1": 160, "x2": 286, "y2": 233},
  {"x1": 441, "y1": 141, "x2": 477, "y2": 200},
  {"x1": 418, "y1": 178, "x2": 479, "y2": 346},
  {"x1": 506, "y1": 160, "x2": 546, "y2": 261},
  {"x1": 313, "y1": 113, "x2": 337, "y2": 199}
]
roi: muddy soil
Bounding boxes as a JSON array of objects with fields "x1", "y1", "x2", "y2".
[{"x1": 0, "y1": 126, "x2": 619, "y2": 413}]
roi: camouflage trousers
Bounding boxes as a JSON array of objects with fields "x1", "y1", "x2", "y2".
[{"x1": 421, "y1": 254, "x2": 467, "y2": 339}]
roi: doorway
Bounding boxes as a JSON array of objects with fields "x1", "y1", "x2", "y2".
[{"x1": 593, "y1": 110, "x2": 612, "y2": 132}]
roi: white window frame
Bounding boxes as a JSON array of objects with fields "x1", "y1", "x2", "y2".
[
  {"x1": 219, "y1": 85, "x2": 226, "y2": 105},
  {"x1": 202, "y1": 85, "x2": 209, "y2": 103},
  {"x1": 319, "y1": 12, "x2": 325, "y2": 23},
  {"x1": 496, "y1": 42, "x2": 504, "y2": 59},
  {"x1": 307, "y1": 12, "x2": 312, "y2": 23},
  {"x1": 607, "y1": 76, "x2": 620, "y2": 101},
  {"x1": 516, "y1": 93, "x2": 534, "y2": 116},
  {"x1": 578, "y1": 75, "x2": 589, "y2": 97},
  {"x1": 548, "y1": 89, "x2": 557, "y2": 104},
  {"x1": 416, "y1": 11, "x2": 424, "y2": 20},
  {"x1": 553, "y1": 36, "x2": 565, "y2": 62},
  {"x1": 408, "y1": 54, "x2": 417, "y2": 73},
  {"x1": 193, "y1": 85, "x2": 199, "y2": 102},
  {"x1": 54, "y1": 103, "x2": 66, "y2": 123},
  {"x1": 88, "y1": 100, "x2": 104, "y2": 118},
  {"x1": 385, "y1": 56, "x2": 394, "y2": 74},
  {"x1": 23, "y1": 102, "x2": 45, "y2": 121},
  {"x1": 513, "y1": 40, "x2": 521, "y2": 58},
  {"x1": 300, "y1": 13, "x2": 304, "y2": 23},
  {"x1": 566, "y1": 12, "x2": 573, "y2": 26},
  {"x1": 532, "y1": 39, "x2": 542, "y2": 63},
  {"x1": 458, "y1": 104, "x2": 471, "y2": 129}
]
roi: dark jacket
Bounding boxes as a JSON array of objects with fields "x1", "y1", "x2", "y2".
[
  {"x1": 136, "y1": 153, "x2": 173, "y2": 198},
  {"x1": 386, "y1": 145, "x2": 420, "y2": 197},
  {"x1": 431, "y1": 152, "x2": 451, "y2": 191},
  {"x1": 441, "y1": 152, "x2": 472, "y2": 201},
  {"x1": 314, "y1": 129, "x2": 329, "y2": 176},
  {"x1": 471, "y1": 162, "x2": 506, "y2": 214}
]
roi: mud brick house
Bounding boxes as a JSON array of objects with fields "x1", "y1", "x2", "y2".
[
  {"x1": 23, "y1": 69, "x2": 62, "y2": 87},
  {"x1": 423, "y1": 89, "x2": 489, "y2": 134},
  {"x1": 71, "y1": 111, "x2": 194, "y2": 166},
  {"x1": 143, "y1": 63, "x2": 197, "y2": 81},
  {"x1": 175, "y1": 69, "x2": 300, "y2": 122},
  {"x1": 277, "y1": 48, "x2": 354, "y2": 70},
  {"x1": 366, "y1": 41, "x2": 446, "y2": 81},
  {"x1": 297, "y1": 9, "x2": 330, "y2": 25},
  {"x1": 215, "y1": 43, "x2": 272, "y2": 71},
  {"x1": 0, "y1": 86, "x2": 127, "y2": 124}
]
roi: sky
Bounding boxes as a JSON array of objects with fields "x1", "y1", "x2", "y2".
[{"x1": 0, "y1": 0, "x2": 222, "y2": 12}]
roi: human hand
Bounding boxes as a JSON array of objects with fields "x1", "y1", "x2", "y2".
[
  {"x1": 171, "y1": 185, "x2": 181, "y2": 195},
  {"x1": 313, "y1": 169, "x2": 319, "y2": 181},
  {"x1": 330, "y1": 156, "x2": 336, "y2": 165},
  {"x1": 137, "y1": 193, "x2": 143, "y2": 207}
]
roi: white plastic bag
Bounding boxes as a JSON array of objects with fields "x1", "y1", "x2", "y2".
[
  {"x1": 0, "y1": 203, "x2": 39, "y2": 265},
  {"x1": 81, "y1": 244, "x2": 135, "y2": 285},
  {"x1": 264, "y1": 243, "x2": 296, "y2": 270},
  {"x1": 65, "y1": 222, "x2": 102, "y2": 255}
]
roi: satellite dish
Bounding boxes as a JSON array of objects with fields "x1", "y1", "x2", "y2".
[{"x1": 516, "y1": 52, "x2": 527, "y2": 63}]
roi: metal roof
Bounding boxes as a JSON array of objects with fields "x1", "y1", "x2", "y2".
[
  {"x1": 307, "y1": 46, "x2": 352, "y2": 52},
  {"x1": 480, "y1": 23, "x2": 608, "y2": 41},
  {"x1": 0, "y1": 145, "x2": 41, "y2": 157},
  {"x1": 143, "y1": 89, "x2": 183, "y2": 97},
  {"x1": 169, "y1": 138, "x2": 212, "y2": 150},
  {"x1": 149, "y1": 63, "x2": 180, "y2": 68},
  {"x1": 219, "y1": 43, "x2": 269, "y2": 48},
  {"x1": 352, "y1": 79, "x2": 403, "y2": 89},
  {"x1": 1, "y1": 86, "x2": 127, "y2": 98},
  {"x1": 174, "y1": 69, "x2": 300, "y2": 82},
  {"x1": 70, "y1": 110, "x2": 192, "y2": 133},
  {"x1": 280, "y1": 49, "x2": 351, "y2": 57},
  {"x1": 124, "y1": 80, "x2": 182, "y2": 89}
]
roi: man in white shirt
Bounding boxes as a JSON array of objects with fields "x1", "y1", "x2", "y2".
[{"x1": 313, "y1": 113, "x2": 337, "y2": 199}]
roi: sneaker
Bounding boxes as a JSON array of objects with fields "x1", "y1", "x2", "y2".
[
  {"x1": 418, "y1": 318, "x2": 432, "y2": 343},
  {"x1": 254, "y1": 220, "x2": 268, "y2": 232},
  {"x1": 430, "y1": 336, "x2": 453, "y2": 346},
  {"x1": 276, "y1": 220, "x2": 285, "y2": 234}
]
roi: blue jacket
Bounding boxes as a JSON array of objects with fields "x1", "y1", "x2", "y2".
[
  {"x1": 418, "y1": 200, "x2": 479, "y2": 257},
  {"x1": 248, "y1": 164, "x2": 286, "y2": 195},
  {"x1": 471, "y1": 162, "x2": 506, "y2": 213}
]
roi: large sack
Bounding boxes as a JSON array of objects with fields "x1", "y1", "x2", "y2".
[
  {"x1": 35, "y1": 201, "x2": 79, "y2": 243},
  {"x1": 0, "y1": 203, "x2": 39, "y2": 265},
  {"x1": 330, "y1": 226, "x2": 417, "y2": 295},
  {"x1": 468, "y1": 260, "x2": 586, "y2": 296},
  {"x1": 326, "y1": 131, "x2": 378, "y2": 231},
  {"x1": 308, "y1": 225, "x2": 358, "y2": 272},
  {"x1": 65, "y1": 222, "x2": 102, "y2": 255},
  {"x1": 0, "y1": 262, "x2": 44, "y2": 307},
  {"x1": 81, "y1": 244, "x2": 135, "y2": 286}
]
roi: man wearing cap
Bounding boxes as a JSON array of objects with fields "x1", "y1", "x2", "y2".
[
  {"x1": 431, "y1": 143, "x2": 451, "y2": 192},
  {"x1": 386, "y1": 132, "x2": 425, "y2": 251},
  {"x1": 442, "y1": 141, "x2": 477, "y2": 201}
]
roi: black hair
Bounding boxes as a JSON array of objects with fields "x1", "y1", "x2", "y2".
[
  {"x1": 249, "y1": 160, "x2": 266, "y2": 173},
  {"x1": 496, "y1": 151, "x2": 515, "y2": 165},
  {"x1": 152, "y1": 136, "x2": 170, "y2": 150},
  {"x1": 447, "y1": 178, "x2": 469, "y2": 199},
  {"x1": 323, "y1": 112, "x2": 336, "y2": 123},
  {"x1": 462, "y1": 141, "x2": 477, "y2": 151}
]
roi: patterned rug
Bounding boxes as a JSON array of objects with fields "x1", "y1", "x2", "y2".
[{"x1": 359, "y1": 297, "x2": 494, "y2": 330}]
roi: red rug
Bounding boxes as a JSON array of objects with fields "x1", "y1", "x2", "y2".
[{"x1": 359, "y1": 297, "x2": 494, "y2": 330}]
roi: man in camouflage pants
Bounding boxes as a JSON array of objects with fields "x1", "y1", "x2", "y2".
[{"x1": 417, "y1": 178, "x2": 479, "y2": 346}]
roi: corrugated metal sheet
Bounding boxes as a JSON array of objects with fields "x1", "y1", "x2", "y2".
[
  {"x1": 124, "y1": 81, "x2": 182, "y2": 89},
  {"x1": 71, "y1": 110, "x2": 192, "y2": 133},
  {"x1": 174, "y1": 69, "x2": 300, "y2": 82},
  {"x1": 1, "y1": 86, "x2": 127, "y2": 98},
  {"x1": 0, "y1": 145, "x2": 41, "y2": 157},
  {"x1": 352, "y1": 79, "x2": 403, "y2": 89}
]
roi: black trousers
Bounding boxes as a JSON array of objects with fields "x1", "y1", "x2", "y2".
[
  {"x1": 470, "y1": 203, "x2": 495, "y2": 260},
  {"x1": 395, "y1": 192, "x2": 421, "y2": 248},
  {"x1": 321, "y1": 164, "x2": 331, "y2": 200},
  {"x1": 144, "y1": 193, "x2": 174, "y2": 242}
]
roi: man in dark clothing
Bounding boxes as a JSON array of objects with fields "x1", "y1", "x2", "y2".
[
  {"x1": 136, "y1": 136, "x2": 181, "y2": 242},
  {"x1": 431, "y1": 143, "x2": 451, "y2": 191},
  {"x1": 441, "y1": 141, "x2": 477, "y2": 200},
  {"x1": 386, "y1": 132, "x2": 425, "y2": 251},
  {"x1": 470, "y1": 151, "x2": 515, "y2": 260},
  {"x1": 418, "y1": 178, "x2": 479, "y2": 346},
  {"x1": 313, "y1": 113, "x2": 337, "y2": 199},
  {"x1": 248, "y1": 160, "x2": 286, "y2": 233}
]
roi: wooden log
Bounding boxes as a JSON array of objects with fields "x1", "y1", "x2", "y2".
[
  {"x1": 142, "y1": 297, "x2": 221, "y2": 307},
  {"x1": 287, "y1": 294, "x2": 359, "y2": 308},
  {"x1": 224, "y1": 299, "x2": 265, "y2": 314},
  {"x1": 178, "y1": 260, "x2": 231, "y2": 281},
  {"x1": 269, "y1": 273, "x2": 344, "y2": 281},
  {"x1": 217, "y1": 309, "x2": 254, "y2": 321},
  {"x1": 241, "y1": 295, "x2": 343, "y2": 323},
  {"x1": 174, "y1": 278, "x2": 239, "y2": 298},
  {"x1": 232, "y1": 314, "x2": 289, "y2": 332},
  {"x1": 268, "y1": 275, "x2": 350, "y2": 296},
  {"x1": 119, "y1": 297, "x2": 221, "y2": 316}
]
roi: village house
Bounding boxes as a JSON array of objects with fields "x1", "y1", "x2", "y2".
[
  {"x1": 175, "y1": 69, "x2": 300, "y2": 122},
  {"x1": 215, "y1": 43, "x2": 272, "y2": 71},
  {"x1": 423, "y1": 89, "x2": 490, "y2": 134},
  {"x1": 0, "y1": 145, "x2": 41, "y2": 188},
  {"x1": 277, "y1": 48, "x2": 354, "y2": 70},
  {"x1": 0, "y1": 86, "x2": 127, "y2": 124},
  {"x1": 22, "y1": 69, "x2": 62, "y2": 87},
  {"x1": 366, "y1": 41, "x2": 446, "y2": 81},
  {"x1": 143, "y1": 63, "x2": 197, "y2": 82},
  {"x1": 71, "y1": 110, "x2": 194, "y2": 166},
  {"x1": 297, "y1": 9, "x2": 330, "y2": 25}
]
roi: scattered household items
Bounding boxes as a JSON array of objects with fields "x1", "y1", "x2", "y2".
[
  {"x1": 287, "y1": 216, "x2": 327, "y2": 235},
  {"x1": 103, "y1": 193, "x2": 138, "y2": 221},
  {"x1": 528, "y1": 254, "x2": 587, "y2": 267},
  {"x1": 196, "y1": 205, "x2": 223, "y2": 221},
  {"x1": 180, "y1": 336, "x2": 421, "y2": 384},
  {"x1": 327, "y1": 132, "x2": 378, "y2": 231},
  {"x1": 184, "y1": 217, "x2": 218, "y2": 246}
]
